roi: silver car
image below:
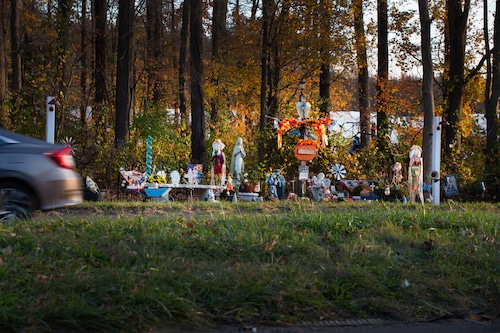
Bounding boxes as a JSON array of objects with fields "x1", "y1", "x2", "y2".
[{"x1": 0, "y1": 129, "x2": 83, "y2": 220}]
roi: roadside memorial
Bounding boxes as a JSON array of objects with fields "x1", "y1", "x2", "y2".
[
  {"x1": 121, "y1": 137, "x2": 225, "y2": 202},
  {"x1": 276, "y1": 81, "x2": 331, "y2": 200}
]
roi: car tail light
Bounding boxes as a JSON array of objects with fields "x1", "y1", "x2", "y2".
[{"x1": 45, "y1": 147, "x2": 76, "y2": 169}]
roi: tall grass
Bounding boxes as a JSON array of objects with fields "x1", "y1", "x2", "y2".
[{"x1": 0, "y1": 201, "x2": 498, "y2": 332}]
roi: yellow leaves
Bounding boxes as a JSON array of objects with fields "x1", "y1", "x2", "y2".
[{"x1": 264, "y1": 235, "x2": 279, "y2": 252}]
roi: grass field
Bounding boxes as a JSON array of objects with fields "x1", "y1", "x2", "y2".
[{"x1": 0, "y1": 201, "x2": 499, "y2": 332}]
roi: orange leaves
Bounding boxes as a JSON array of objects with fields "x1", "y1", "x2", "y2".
[{"x1": 277, "y1": 117, "x2": 332, "y2": 148}]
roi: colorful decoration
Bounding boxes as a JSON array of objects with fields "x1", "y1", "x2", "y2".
[
  {"x1": 211, "y1": 139, "x2": 226, "y2": 186},
  {"x1": 60, "y1": 137, "x2": 77, "y2": 153},
  {"x1": 392, "y1": 162, "x2": 403, "y2": 184},
  {"x1": 294, "y1": 141, "x2": 317, "y2": 161},
  {"x1": 331, "y1": 164, "x2": 346, "y2": 180},
  {"x1": 186, "y1": 164, "x2": 203, "y2": 185},
  {"x1": 277, "y1": 118, "x2": 331, "y2": 149},
  {"x1": 146, "y1": 135, "x2": 153, "y2": 177}
]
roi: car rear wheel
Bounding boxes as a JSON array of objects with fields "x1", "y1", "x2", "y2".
[{"x1": 0, "y1": 182, "x2": 34, "y2": 220}]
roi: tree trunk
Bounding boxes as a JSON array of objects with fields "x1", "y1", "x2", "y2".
[
  {"x1": 210, "y1": 0, "x2": 228, "y2": 127},
  {"x1": 80, "y1": 0, "x2": 88, "y2": 125},
  {"x1": 376, "y1": 0, "x2": 391, "y2": 164},
  {"x1": 319, "y1": 64, "x2": 330, "y2": 117},
  {"x1": 146, "y1": 0, "x2": 163, "y2": 104},
  {"x1": 10, "y1": 0, "x2": 21, "y2": 95},
  {"x1": 443, "y1": 0, "x2": 470, "y2": 156},
  {"x1": 190, "y1": 0, "x2": 206, "y2": 165},
  {"x1": 93, "y1": 0, "x2": 108, "y2": 109},
  {"x1": 353, "y1": 0, "x2": 371, "y2": 148},
  {"x1": 419, "y1": 0, "x2": 436, "y2": 186},
  {"x1": 258, "y1": 0, "x2": 270, "y2": 162},
  {"x1": 484, "y1": 0, "x2": 500, "y2": 197},
  {"x1": 179, "y1": 0, "x2": 190, "y2": 127},
  {"x1": 318, "y1": 0, "x2": 331, "y2": 118},
  {"x1": 115, "y1": 0, "x2": 134, "y2": 148},
  {"x1": 56, "y1": 0, "x2": 73, "y2": 136},
  {"x1": 0, "y1": 0, "x2": 8, "y2": 129}
]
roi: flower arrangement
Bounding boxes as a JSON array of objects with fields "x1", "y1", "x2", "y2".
[
  {"x1": 297, "y1": 138, "x2": 317, "y2": 146},
  {"x1": 147, "y1": 174, "x2": 167, "y2": 184},
  {"x1": 277, "y1": 117, "x2": 331, "y2": 148}
]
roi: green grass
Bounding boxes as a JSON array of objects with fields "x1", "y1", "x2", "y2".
[{"x1": 0, "y1": 201, "x2": 499, "y2": 332}]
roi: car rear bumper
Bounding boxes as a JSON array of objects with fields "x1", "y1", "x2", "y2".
[{"x1": 39, "y1": 176, "x2": 84, "y2": 211}]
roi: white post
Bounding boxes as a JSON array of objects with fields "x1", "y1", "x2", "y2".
[
  {"x1": 46, "y1": 96, "x2": 56, "y2": 143},
  {"x1": 431, "y1": 116, "x2": 442, "y2": 205}
]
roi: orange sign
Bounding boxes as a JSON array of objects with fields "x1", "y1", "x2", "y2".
[{"x1": 294, "y1": 144, "x2": 317, "y2": 161}]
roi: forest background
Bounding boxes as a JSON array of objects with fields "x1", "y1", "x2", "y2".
[{"x1": 0, "y1": 0, "x2": 499, "y2": 201}]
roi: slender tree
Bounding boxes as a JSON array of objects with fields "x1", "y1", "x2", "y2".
[
  {"x1": 0, "y1": 0, "x2": 8, "y2": 128},
  {"x1": 146, "y1": 0, "x2": 164, "y2": 104},
  {"x1": 258, "y1": 0, "x2": 270, "y2": 162},
  {"x1": 190, "y1": 0, "x2": 206, "y2": 165},
  {"x1": 179, "y1": 0, "x2": 190, "y2": 127},
  {"x1": 210, "y1": 0, "x2": 228, "y2": 127},
  {"x1": 10, "y1": 0, "x2": 21, "y2": 96},
  {"x1": 353, "y1": 0, "x2": 371, "y2": 148},
  {"x1": 115, "y1": 0, "x2": 134, "y2": 147},
  {"x1": 484, "y1": 0, "x2": 500, "y2": 197},
  {"x1": 93, "y1": 0, "x2": 108, "y2": 109},
  {"x1": 80, "y1": 0, "x2": 88, "y2": 125},
  {"x1": 55, "y1": 0, "x2": 72, "y2": 137},
  {"x1": 419, "y1": 0, "x2": 436, "y2": 186},
  {"x1": 376, "y1": 0, "x2": 392, "y2": 165},
  {"x1": 443, "y1": 0, "x2": 470, "y2": 156},
  {"x1": 318, "y1": 0, "x2": 331, "y2": 117}
]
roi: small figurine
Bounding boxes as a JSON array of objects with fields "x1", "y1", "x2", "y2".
[
  {"x1": 408, "y1": 145, "x2": 424, "y2": 204},
  {"x1": 393, "y1": 162, "x2": 403, "y2": 184},
  {"x1": 266, "y1": 169, "x2": 286, "y2": 201},
  {"x1": 211, "y1": 139, "x2": 226, "y2": 186},
  {"x1": 310, "y1": 172, "x2": 330, "y2": 202}
]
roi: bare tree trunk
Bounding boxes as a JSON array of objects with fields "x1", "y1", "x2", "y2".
[
  {"x1": 93, "y1": 0, "x2": 107, "y2": 107},
  {"x1": 443, "y1": 0, "x2": 470, "y2": 156},
  {"x1": 376, "y1": 0, "x2": 392, "y2": 164},
  {"x1": 258, "y1": 0, "x2": 270, "y2": 162},
  {"x1": 56, "y1": 0, "x2": 72, "y2": 137},
  {"x1": 115, "y1": 0, "x2": 134, "y2": 148},
  {"x1": 318, "y1": 1, "x2": 331, "y2": 117},
  {"x1": 190, "y1": 0, "x2": 206, "y2": 165},
  {"x1": 80, "y1": 0, "x2": 88, "y2": 125},
  {"x1": 179, "y1": 0, "x2": 190, "y2": 127},
  {"x1": 419, "y1": 0, "x2": 435, "y2": 186},
  {"x1": 0, "y1": 0, "x2": 8, "y2": 128},
  {"x1": 484, "y1": 0, "x2": 500, "y2": 197},
  {"x1": 353, "y1": 0, "x2": 370, "y2": 148},
  {"x1": 210, "y1": 0, "x2": 228, "y2": 127},
  {"x1": 146, "y1": 0, "x2": 163, "y2": 104},
  {"x1": 10, "y1": 0, "x2": 21, "y2": 95}
]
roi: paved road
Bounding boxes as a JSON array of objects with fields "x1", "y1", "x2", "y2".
[{"x1": 187, "y1": 318, "x2": 500, "y2": 333}]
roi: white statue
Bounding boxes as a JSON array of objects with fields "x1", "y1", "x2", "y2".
[
  {"x1": 310, "y1": 172, "x2": 331, "y2": 202},
  {"x1": 230, "y1": 138, "x2": 246, "y2": 184}
]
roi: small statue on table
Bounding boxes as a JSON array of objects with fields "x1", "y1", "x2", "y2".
[
  {"x1": 266, "y1": 169, "x2": 286, "y2": 201},
  {"x1": 211, "y1": 139, "x2": 226, "y2": 186}
]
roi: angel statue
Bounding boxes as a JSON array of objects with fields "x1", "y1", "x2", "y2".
[{"x1": 230, "y1": 138, "x2": 246, "y2": 186}]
